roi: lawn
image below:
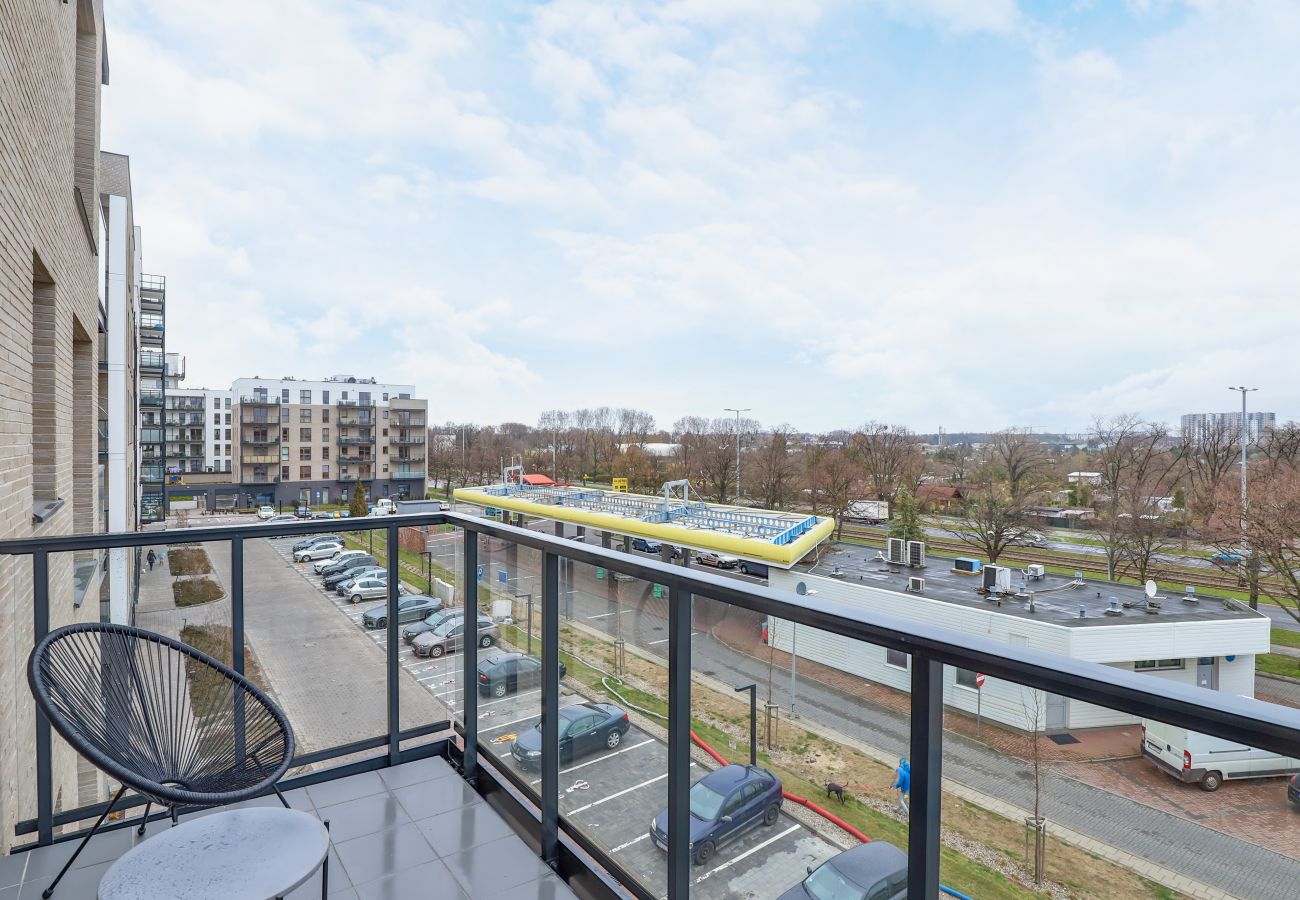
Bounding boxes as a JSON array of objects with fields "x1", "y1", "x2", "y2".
[
  {"x1": 178, "y1": 624, "x2": 273, "y2": 760},
  {"x1": 166, "y1": 545, "x2": 213, "y2": 576},
  {"x1": 173, "y1": 576, "x2": 223, "y2": 607},
  {"x1": 1256, "y1": 653, "x2": 1300, "y2": 678},
  {"x1": 1271, "y1": 627, "x2": 1300, "y2": 649}
]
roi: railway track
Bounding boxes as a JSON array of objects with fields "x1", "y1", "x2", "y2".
[{"x1": 835, "y1": 524, "x2": 1259, "y2": 596}]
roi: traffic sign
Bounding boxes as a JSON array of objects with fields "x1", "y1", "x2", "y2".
[{"x1": 975, "y1": 673, "x2": 986, "y2": 689}]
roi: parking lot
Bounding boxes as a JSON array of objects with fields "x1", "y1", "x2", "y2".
[{"x1": 265, "y1": 534, "x2": 841, "y2": 899}]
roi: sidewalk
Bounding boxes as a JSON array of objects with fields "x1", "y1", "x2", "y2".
[{"x1": 133, "y1": 544, "x2": 231, "y2": 641}]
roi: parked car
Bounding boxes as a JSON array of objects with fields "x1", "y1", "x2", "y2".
[
  {"x1": 1142, "y1": 719, "x2": 1300, "y2": 791},
  {"x1": 777, "y1": 840, "x2": 907, "y2": 900},
  {"x1": 650, "y1": 764, "x2": 783, "y2": 866},
  {"x1": 256, "y1": 506, "x2": 276, "y2": 520},
  {"x1": 695, "y1": 550, "x2": 739, "y2": 569},
  {"x1": 343, "y1": 577, "x2": 393, "y2": 605},
  {"x1": 438, "y1": 500, "x2": 451, "y2": 511},
  {"x1": 411, "y1": 613, "x2": 500, "y2": 659},
  {"x1": 361, "y1": 594, "x2": 444, "y2": 629},
  {"x1": 402, "y1": 608, "x2": 460, "y2": 645},
  {"x1": 738, "y1": 560, "x2": 768, "y2": 578},
  {"x1": 295, "y1": 541, "x2": 343, "y2": 562},
  {"x1": 1290, "y1": 774, "x2": 1299, "y2": 808},
  {"x1": 371, "y1": 498, "x2": 396, "y2": 515},
  {"x1": 292, "y1": 535, "x2": 333, "y2": 553},
  {"x1": 476, "y1": 652, "x2": 566, "y2": 698},
  {"x1": 263, "y1": 513, "x2": 297, "y2": 525},
  {"x1": 315, "y1": 550, "x2": 370, "y2": 574},
  {"x1": 1211, "y1": 549, "x2": 1248, "y2": 564},
  {"x1": 510, "y1": 702, "x2": 630, "y2": 767},
  {"x1": 294, "y1": 506, "x2": 313, "y2": 519},
  {"x1": 1012, "y1": 531, "x2": 1048, "y2": 548},
  {"x1": 322, "y1": 557, "x2": 382, "y2": 587},
  {"x1": 335, "y1": 566, "x2": 387, "y2": 593},
  {"x1": 631, "y1": 537, "x2": 662, "y2": 554}
]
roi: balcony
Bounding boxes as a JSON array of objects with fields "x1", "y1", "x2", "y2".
[
  {"x1": 242, "y1": 474, "x2": 279, "y2": 484},
  {"x1": 139, "y1": 427, "x2": 164, "y2": 445},
  {"x1": 2, "y1": 518, "x2": 1299, "y2": 900},
  {"x1": 337, "y1": 414, "x2": 375, "y2": 427},
  {"x1": 139, "y1": 273, "x2": 166, "y2": 294},
  {"x1": 240, "y1": 454, "x2": 279, "y2": 465},
  {"x1": 239, "y1": 395, "x2": 282, "y2": 406},
  {"x1": 336, "y1": 471, "x2": 374, "y2": 482},
  {"x1": 139, "y1": 464, "x2": 164, "y2": 484},
  {"x1": 337, "y1": 435, "x2": 374, "y2": 446},
  {"x1": 139, "y1": 390, "x2": 164, "y2": 407},
  {"x1": 240, "y1": 431, "x2": 280, "y2": 444},
  {"x1": 393, "y1": 415, "x2": 426, "y2": 428},
  {"x1": 391, "y1": 434, "x2": 425, "y2": 445},
  {"x1": 336, "y1": 453, "x2": 376, "y2": 464},
  {"x1": 391, "y1": 469, "x2": 425, "y2": 480},
  {"x1": 394, "y1": 455, "x2": 426, "y2": 466},
  {"x1": 138, "y1": 350, "x2": 164, "y2": 370}
]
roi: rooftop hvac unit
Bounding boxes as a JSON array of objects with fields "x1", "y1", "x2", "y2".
[
  {"x1": 982, "y1": 565, "x2": 1000, "y2": 591},
  {"x1": 1025, "y1": 564, "x2": 1045, "y2": 580},
  {"x1": 887, "y1": 538, "x2": 906, "y2": 565},
  {"x1": 907, "y1": 576, "x2": 925, "y2": 593},
  {"x1": 983, "y1": 564, "x2": 1012, "y2": 594},
  {"x1": 906, "y1": 540, "x2": 926, "y2": 568},
  {"x1": 995, "y1": 566, "x2": 1012, "y2": 594}
]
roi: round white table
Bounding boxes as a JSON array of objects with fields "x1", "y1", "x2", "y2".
[{"x1": 98, "y1": 807, "x2": 329, "y2": 900}]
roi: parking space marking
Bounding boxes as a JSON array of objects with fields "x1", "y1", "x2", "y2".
[
  {"x1": 693, "y1": 824, "x2": 800, "y2": 883},
  {"x1": 610, "y1": 833, "x2": 650, "y2": 854},
  {"x1": 479, "y1": 713, "x2": 540, "y2": 733},
  {"x1": 568, "y1": 768, "x2": 694, "y2": 816},
  {"x1": 529, "y1": 739, "x2": 656, "y2": 785}
]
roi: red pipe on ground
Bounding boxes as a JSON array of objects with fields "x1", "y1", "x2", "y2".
[{"x1": 689, "y1": 730, "x2": 872, "y2": 844}]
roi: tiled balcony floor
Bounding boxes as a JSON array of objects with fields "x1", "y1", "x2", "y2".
[{"x1": 0, "y1": 756, "x2": 577, "y2": 900}]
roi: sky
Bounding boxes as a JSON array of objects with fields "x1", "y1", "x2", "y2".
[{"x1": 101, "y1": 0, "x2": 1300, "y2": 435}]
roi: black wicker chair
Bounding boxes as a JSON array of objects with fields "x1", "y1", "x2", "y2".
[{"x1": 28, "y1": 623, "x2": 299, "y2": 898}]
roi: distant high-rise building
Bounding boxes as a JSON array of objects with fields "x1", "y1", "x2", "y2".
[{"x1": 1180, "y1": 411, "x2": 1276, "y2": 445}]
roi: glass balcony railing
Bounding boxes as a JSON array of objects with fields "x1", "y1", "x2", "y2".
[
  {"x1": 139, "y1": 390, "x2": 164, "y2": 407},
  {"x1": 137, "y1": 351, "x2": 164, "y2": 370},
  {"x1": 238, "y1": 395, "x2": 281, "y2": 406},
  {"x1": 2, "y1": 517, "x2": 1298, "y2": 900}
]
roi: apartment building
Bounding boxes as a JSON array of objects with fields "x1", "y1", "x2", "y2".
[
  {"x1": 1181, "y1": 410, "x2": 1276, "y2": 445},
  {"x1": 162, "y1": 375, "x2": 428, "y2": 510}
]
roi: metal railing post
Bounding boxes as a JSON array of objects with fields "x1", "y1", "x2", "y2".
[
  {"x1": 541, "y1": 550, "x2": 560, "y2": 868},
  {"x1": 461, "y1": 528, "x2": 479, "y2": 782},
  {"x1": 667, "y1": 581, "x2": 693, "y2": 897},
  {"x1": 908, "y1": 653, "x2": 943, "y2": 899},
  {"x1": 461, "y1": 527, "x2": 479, "y2": 779},
  {"x1": 386, "y1": 524, "x2": 401, "y2": 766},
  {"x1": 231, "y1": 536, "x2": 247, "y2": 761},
  {"x1": 34, "y1": 548, "x2": 53, "y2": 845}
]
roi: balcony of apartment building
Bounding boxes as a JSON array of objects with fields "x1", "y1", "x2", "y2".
[
  {"x1": 392, "y1": 411, "x2": 426, "y2": 429},
  {"x1": 335, "y1": 466, "x2": 374, "y2": 482},
  {"x1": 138, "y1": 463, "x2": 165, "y2": 484},
  {"x1": 166, "y1": 396, "x2": 205, "y2": 411},
  {"x1": 2, "y1": 516, "x2": 1298, "y2": 900},
  {"x1": 242, "y1": 468, "x2": 279, "y2": 484},
  {"x1": 137, "y1": 312, "x2": 164, "y2": 346},
  {"x1": 139, "y1": 389, "x2": 164, "y2": 408},
  {"x1": 138, "y1": 273, "x2": 166, "y2": 299},
  {"x1": 240, "y1": 394, "x2": 282, "y2": 408},
  {"x1": 391, "y1": 431, "x2": 426, "y2": 445},
  {"x1": 139, "y1": 426, "x2": 165, "y2": 446},
  {"x1": 390, "y1": 468, "x2": 426, "y2": 480},
  {"x1": 337, "y1": 430, "x2": 375, "y2": 446},
  {"x1": 137, "y1": 350, "x2": 164, "y2": 372},
  {"x1": 335, "y1": 450, "x2": 377, "y2": 465}
]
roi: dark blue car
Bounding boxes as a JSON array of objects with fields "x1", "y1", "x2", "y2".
[
  {"x1": 649, "y1": 764, "x2": 783, "y2": 866},
  {"x1": 631, "y1": 537, "x2": 662, "y2": 554}
]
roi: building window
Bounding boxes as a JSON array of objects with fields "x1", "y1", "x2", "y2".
[
  {"x1": 955, "y1": 669, "x2": 979, "y2": 689},
  {"x1": 280, "y1": 407, "x2": 289, "y2": 422},
  {"x1": 281, "y1": 428, "x2": 289, "y2": 440},
  {"x1": 213, "y1": 413, "x2": 220, "y2": 424},
  {"x1": 299, "y1": 465, "x2": 311, "y2": 479},
  {"x1": 1135, "y1": 659, "x2": 1184, "y2": 671},
  {"x1": 299, "y1": 447, "x2": 311, "y2": 461},
  {"x1": 382, "y1": 464, "x2": 388, "y2": 473},
  {"x1": 299, "y1": 408, "x2": 312, "y2": 423},
  {"x1": 382, "y1": 445, "x2": 388, "y2": 455},
  {"x1": 360, "y1": 392, "x2": 371, "y2": 405},
  {"x1": 885, "y1": 649, "x2": 908, "y2": 670},
  {"x1": 281, "y1": 388, "x2": 289, "y2": 402},
  {"x1": 224, "y1": 428, "x2": 231, "y2": 440},
  {"x1": 322, "y1": 447, "x2": 330, "y2": 460},
  {"x1": 322, "y1": 390, "x2": 329, "y2": 404},
  {"x1": 31, "y1": 256, "x2": 56, "y2": 503},
  {"x1": 383, "y1": 410, "x2": 389, "y2": 419},
  {"x1": 382, "y1": 393, "x2": 388, "y2": 401},
  {"x1": 225, "y1": 397, "x2": 231, "y2": 409},
  {"x1": 382, "y1": 428, "x2": 388, "y2": 437},
  {"x1": 322, "y1": 464, "x2": 329, "y2": 477},
  {"x1": 299, "y1": 427, "x2": 311, "y2": 442},
  {"x1": 341, "y1": 391, "x2": 348, "y2": 401},
  {"x1": 322, "y1": 427, "x2": 329, "y2": 441},
  {"x1": 281, "y1": 446, "x2": 289, "y2": 461},
  {"x1": 322, "y1": 409, "x2": 330, "y2": 423},
  {"x1": 225, "y1": 413, "x2": 231, "y2": 424},
  {"x1": 281, "y1": 466, "x2": 290, "y2": 479},
  {"x1": 300, "y1": 390, "x2": 311, "y2": 404}
]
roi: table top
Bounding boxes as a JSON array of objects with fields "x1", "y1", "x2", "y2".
[{"x1": 98, "y1": 807, "x2": 329, "y2": 900}]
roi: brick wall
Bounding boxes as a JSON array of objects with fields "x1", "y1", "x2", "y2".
[{"x1": 0, "y1": 0, "x2": 107, "y2": 854}]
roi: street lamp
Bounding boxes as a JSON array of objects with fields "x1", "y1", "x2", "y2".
[
  {"x1": 723, "y1": 407, "x2": 751, "y2": 504},
  {"x1": 1229, "y1": 386, "x2": 1259, "y2": 608}
]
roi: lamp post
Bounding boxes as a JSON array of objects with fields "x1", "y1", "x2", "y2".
[
  {"x1": 1229, "y1": 386, "x2": 1259, "y2": 608},
  {"x1": 723, "y1": 407, "x2": 751, "y2": 504}
]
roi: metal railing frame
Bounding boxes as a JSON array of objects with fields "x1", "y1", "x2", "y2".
[{"x1": 4, "y1": 513, "x2": 1300, "y2": 900}]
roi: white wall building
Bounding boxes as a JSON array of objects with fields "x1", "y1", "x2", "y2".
[
  {"x1": 768, "y1": 562, "x2": 1269, "y2": 733},
  {"x1": 1181, "y1": 411, "x2": 1276, "y2": 446}
]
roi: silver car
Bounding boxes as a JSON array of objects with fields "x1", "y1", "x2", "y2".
[
  {"x1": 344, "y1": 576, "x2": 394, "y2": 605},
  {"x1": 295, "y1": 541, "x2": 343, "y2": 562},
  {"x1": 336, "y1": 567, "x2": 387, "y2": 594}
]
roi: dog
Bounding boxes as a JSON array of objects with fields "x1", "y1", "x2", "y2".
[{"x1": 824, "y1": 782, "x2": 846, "y2": 803}]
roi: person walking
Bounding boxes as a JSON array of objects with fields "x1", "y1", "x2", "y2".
[
  {"x1": 146, "y1": 549, "x2": 156, "y2": 572},
  {"x1": 892, "y1": 757, "x2": 910, "y2": 817}
]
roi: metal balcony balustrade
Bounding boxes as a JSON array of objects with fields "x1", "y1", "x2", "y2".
[
  {"x1": 139, "y1": 273, "x2": 166, "y2": 293},
  {"x1": 391, "y1": 434, "x2": 425, "y2": 445},
  {"x1": 337, "y1": 415, "x2": 375, "y2": 427},
  {"x1": 242, "y1": 475, "x2": 279, "y2": 484},
  {"x1": 239, "y1": 395, "x2": 282, "y2": 406},
  {"x1": 336, "y1": 472, "x2": 373, "y2": 482},
  {"x1": 336, "y1": 453, "x2": 376, "y2": 464},
  {"x1": 138, "y1": 351, "x2": 164, "y2": 370},
  {"x1": 139, "y1": 390, "x2": 164, "y2": 407},
  {"x1": 3, "y1": 515, "x2": 1299, "y2": 900},
  {"x1": 337, "y1": 435, "x2": 374, "y2": 445}
]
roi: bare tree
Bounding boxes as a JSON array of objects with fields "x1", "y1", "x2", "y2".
[
  {"x1": 1179, "y1": 418, "x2": 1241, "y2": 536},
  {"x1": 1021, "y1": 689, "x2": 1047, "y2": 886},
  {"x1": 810, "y1": 447, "x2": 859, "y2": 537},
  {"x1": 850, "y1": 422, "x2": 923, "y2": 502},
  {"x1": 752, "y1": 427, "x2": 799, "y2": 510},
  {"x1": 1260, "y1": 422, "x2": 1300, "y2": 469},
  {"x1": 987, "y1": 429, "x2": 1051, "y2": 502},
  {"x1": 1237, "y1": 462, "x2": 1300, "y2": 625},
  {"x1": 949, "y1": 481, "x2": 1031, "y2": 564},
  {"x1": 1091, "y1": 416, "x2": 1184, "y2": 580}
]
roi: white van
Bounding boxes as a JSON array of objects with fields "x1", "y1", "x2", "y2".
[
  {"x1": 1142, "y1": 718, "x2": 1300, "y2": 791},
  {"x1": 373, "y1": 498, "x2": 396, "y2": 515}
]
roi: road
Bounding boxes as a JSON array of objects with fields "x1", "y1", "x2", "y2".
[{"x1": 487, "y1": 527, "x2": 1300, "y2": 900}]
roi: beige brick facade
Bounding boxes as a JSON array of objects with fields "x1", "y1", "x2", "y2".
[{"x1": 0, "y1": 0, "x2": 107, "y2": 854}]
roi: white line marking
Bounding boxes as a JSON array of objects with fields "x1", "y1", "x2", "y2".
[
  {"x1": 568, "y1": 773, "x2": 666, "y2": 815},
  {"x1": 529, "y1": 739, "x2": 655, "y2": 784},
  {"x1": 647, "y1": 639, "x2": 669, "y2": 646},
  {"x1": 479, "y1": 713, "x2": 539, "y2": 733},
  {"x1": 694, "y1": 824, "x2": 800, "y2": 883},
  {"x1": 610, "y1": 833, "x2": 650, "y2": 853}
]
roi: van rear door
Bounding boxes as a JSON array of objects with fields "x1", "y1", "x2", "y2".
[{"x1": 1143, "y1": 719, "x2": 1189, "y2": 773}]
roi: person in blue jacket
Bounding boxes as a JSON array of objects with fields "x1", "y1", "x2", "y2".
[{"x1": 892, "y1": 757, "x2": 910, "y2": 816}]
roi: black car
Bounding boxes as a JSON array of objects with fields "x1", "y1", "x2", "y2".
[
  {"x1": 323, "y1": 557, "x2": 383, "y2": 588},
  {"x1": 777, "y1": 840, "x2": 907, "y2": 900},
  {"x1": 292, "y1": 535, "x2": 332, "y2": 553},
  {"x1": 361, "y1": 594, "x2": 445, "y2": 630},
  {"x1": 477, "y1": 652, "x2": 567, "y2": 698},
  {"x1": 402, "y1": 608, "x2": 460, "y2": 644},
  {"x1": 318, "y1": 553, "x2": 377, "y2": 579},
  {"x1": 510, "y1": 703, "x2": 630, "y2": 767}
]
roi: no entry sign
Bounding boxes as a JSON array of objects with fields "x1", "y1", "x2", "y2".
[{"x1": 975, "y1": 673, "x2": 986, "y2": 689}]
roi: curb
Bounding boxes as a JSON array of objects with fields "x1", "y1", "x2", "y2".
[{"x1": 1259, "y1": 671, "x2": 1300, "y2": 686}]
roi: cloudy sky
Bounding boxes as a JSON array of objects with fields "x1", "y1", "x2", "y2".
[{"x1": 102, "y1": 0, "x2": 1299, "y2": 434}]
